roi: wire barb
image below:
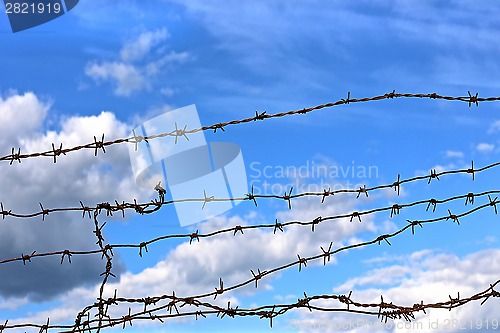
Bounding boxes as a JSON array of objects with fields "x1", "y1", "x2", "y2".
[
  {"x1": 406, "y1": 219, "x2": 423, "y2": 235},
  {"x1": 202, "y1": 190, "x2": 215, "y2": 209},
  {"x1": 297, "y1": 254, "x2": 308, "y2": 272},
  {"x1": 350, "y1": 211, "x2": 361, "y2": 222},
  {"x1": 61, "y1": 250, "x2": 72, "y2": 264},
  {"x1": 189, "y1": 230, "x2": 200, "y2": 244},
  {"x1": 21, "y1": 251, "x2": 36, "y2": 265},
  {"x1": 426, "y1": 199, "x2": 437, "y2": 212},
  {"x1": 467, "y1": 91, "x2": 479, "y2": 107},
  {"x1": 213, "y1": 123, "x2": 226, "y2": 133},
  {"x1": 254, "y1": 110, "x2": 267, "y2": 120},
  {"x1": 488, "y1": 195, "x2": 498, "y2": 214},
  {"x1": 321, "y1": 187, "x2": 332, "y2": 203},
  {"x1": 154, "y1": 181, "x2": 166, "y2": 202},
  {"x1": 9, "y1": 147, "x2": 21, "y2": 165},
  {"x1": 273, "y1": 219, "x2": 284, "y2": 234},
  {"x1": 356, "y1": 185, "x2": 369, "y2": 198},
  {"x1": 427, "y1": 169, "x2": 440, "y2": 184},
  {"x1": 39, "y1": 203, "x2": 49, "y2": 221},
  {"x1": 0, "y1": 202, "x2": 11, "y2": 220},
  {"x1": 341, "y1": 91, "x2": 351, "y2": 104},
  {"x1": 173, "y1": 122, "x2": 190, "y2": 144},
  {"x1": 139, "y1": 242, "x2": 148, "y2": 257},
  {"x1": 446, "y1": 209, "x2": 460, "y2": 225},
  {"x1": 250, "y1": 269, "x2": 266, "y2": 288},
  {"x1": 465, "y1": 193, "x2": 475, "y2": 206},
  {"x1": 390, "y1": 204, "x2": 401, "y2": 217},
  {"x1": 51, "y1": 143, "x2": 65, "y2": 163},
  {"x1": 245, "y1": 185, "x2": 258, "y2": 207},
  {"x1": 214, "y1": 278, "x2": 224, "y2": 299},
  {"x1": 392, "y1": 174, "x2": 401, "y2": 196},
  {"x1": 467, "y1": 160, "x2": 475, "y2": 181},
  {"x1": 320, "y1": 242, "x2": 333, "y2": 266},
  {"x1": 93, "y1": 134, "x2": 106, "y2": 156},
  {"x1": 283, "y1": 187, "x2": 293, "y2": 209},
  {"x1": 130, "y1": 129, "x2": 148, "y2": 151}
]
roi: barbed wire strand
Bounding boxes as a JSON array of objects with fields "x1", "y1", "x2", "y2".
[
  {"x1": 0, "y1": 91, "x2": 496, "y2": 166},
  {"x1": 1, "y1": 188, "x2": 498, "y2": 266},
  {"x1": 3, "y1": 197, "x2": 499, "y2": 332},
  {"x1": 0, "y1": 160, "x2": 495, "y2": 221},
  {"x1": 2, "y1": 91, "x2": 500, "y2": 332}
]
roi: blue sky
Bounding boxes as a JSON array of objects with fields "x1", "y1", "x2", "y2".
[{"x1": 1, "y1": 1, "x2": 500, "y2": 332}]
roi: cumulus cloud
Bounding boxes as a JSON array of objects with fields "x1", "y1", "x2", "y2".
[
  {"x1": 85, "y1": 28, "x2": 190, "y2": 96},
  {"x1": 476, "y1": 143, "x2": 495, "y2": 153},
  {"x1": 0, "y1": 91, "x2": 151, "y2": 302},
  {"x1": 444, "y1": 150, "x2": 464, "y2": 159},
  {"x1": 0, "y1": 91, "x2": 50, "y2": 141}
]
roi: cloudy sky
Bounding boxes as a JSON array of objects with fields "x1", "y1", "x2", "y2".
[{"x1": 1, "y1": 1, "x2": 500, "y2": 332}]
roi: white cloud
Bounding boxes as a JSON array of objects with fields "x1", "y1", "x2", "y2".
[
  {"x1": 120, "y1": 28, "x2": 169, "y2": 62},
  {"x1": 488, "y1": 120, "x2": 500, "y2": 134},
  {"x1": 144, "y1": 51, "x2": 190, "y2": 75},
  {"x1": 0, "y1": 296, "x2": 29, "y2": 310},
  {"x1": 388, "y1": 0, "x2": 500, "y2": 55},
  {"x1": 0, "y1": 91, "x2": 152, "y2": 302},
  {"x1": 169, "y1": 1, "x2": 500, "y2": 65},
  {"x1": 85, "y1": 61, "x2": 146, "y2": 96},
  {"x1": 165, "y1": 1, "x2": 360, "y2": 73},
  {"x1": 445, "y1": 150, "x2": 464, "y2": 159},
  {"x1": 0, "y1": 92, "x2": 50, "y2": 142},
  {"x1": 476, "y1": 143, "x2": 495, "y2": 153},
  {"x1": 160, "y1": 87, "x2": 175, "y2": 97},
  {"x1": 334, "y1": 265, "x2": 412, "y2": 291},
  {"x1": 85, "y1": 28, "x2": 190, "y2": 96}
]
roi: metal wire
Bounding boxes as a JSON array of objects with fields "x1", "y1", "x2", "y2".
[{"x1": 1, "y1": 90, "x2": 499, "y2": 332}]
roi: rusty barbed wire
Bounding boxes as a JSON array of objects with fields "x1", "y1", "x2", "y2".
[
  {"x1": 4, "y1": 278, "x2": 499, "y2": 333},
  {"x1": 0, "y1": 91, "x2": 498, "y2": 165},
  {"x1": 68, "y1": 278, "x2": 500, "y2": 331},
  {"x1": 1, "y1": 91, "x2": 500, "y2": 332},
  {"x1": 65, "y1": 196, "x2": 500, "y2": 326},
  {"x1": 2, "y1": 196, "x2": 499, "y2": 332},
  {"x1": 1, "y1": 188, "x2": 498, "y2": 266},
  {"x1": 0, "y1": 160, "x2": 496, "y2": 222}
]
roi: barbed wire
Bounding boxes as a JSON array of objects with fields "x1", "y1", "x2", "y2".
[
  {"x1": 0, "y1": 160, "x2": 496, "y2": 222},
  {"x1": 3, "y1": 194, "x2": 499, "y2": 332},
  {"x1": 70, "y1": 196, "x2": 500, "y2": 326},
  {"x1": 3, "y1": 278, "x2": 499, "y2": 333},
  {"x1": 0, "y1": 91, "x2": 497, "y2": 166},
  {"x1": 1, "y1": 187, "x2": 498, "y2": 266},
  {"x1": 2, "y1": 91, "x2": 500, "y2": 332},
  {"x1": 4, "y1": 278, "x2": 499, "y2": 332},
  {"x1": 66, "y1": 278, "x2": 500, "y2": 331}
]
